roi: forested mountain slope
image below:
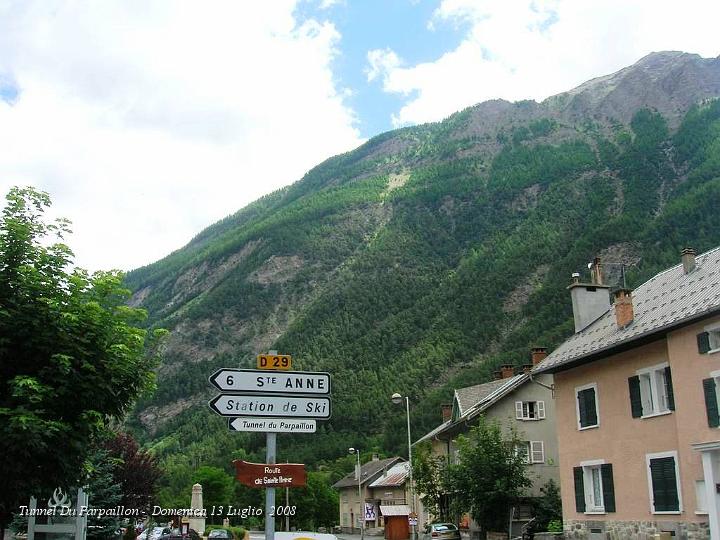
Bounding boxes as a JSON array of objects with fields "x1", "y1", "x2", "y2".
[{"x1": 125, "y1": 51, "x2": 720, "y2": 475}]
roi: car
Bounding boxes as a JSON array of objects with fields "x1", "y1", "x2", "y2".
[
  {"x1": 425, "y1": 523, "x2": 461, "y2": 540},
  {"x1": 207, "y1": 530, "x2": 234, "y2": 539},
  {"x1": 138, "y1": 527, "x2": 172, "y2": 540},
  {"x1": 159, "y1": 528, "x2": 202, "y2": 540}
]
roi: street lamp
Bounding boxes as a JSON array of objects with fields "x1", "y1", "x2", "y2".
[
  {"x1": 349, "y1": 448, "x2": 365, "y2": 540},
  {"x1": 392, "y1": 393, "x2": 416, "y2": 540}
]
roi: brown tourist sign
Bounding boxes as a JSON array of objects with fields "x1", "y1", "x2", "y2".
[{"x1": 233, "y1": 460, "x2": 307, "y2": 488}]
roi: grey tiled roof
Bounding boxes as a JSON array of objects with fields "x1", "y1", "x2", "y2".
[
  {"x1": 454, "y1": 378, "x2": 508, "y2": 415},
  {"x1": 416, "y1": 373, "x2": 528, "y2": 443},
  {"x1": 332, "y1": 457, "x2": 402, "y2": 488},
  {"x1": 534, "y1": 246, "x2": 720, "y2": 373}
]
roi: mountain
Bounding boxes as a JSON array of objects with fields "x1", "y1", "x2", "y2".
[{"x1": 125, "y1": 51, "x2": 720, "y2": 477}]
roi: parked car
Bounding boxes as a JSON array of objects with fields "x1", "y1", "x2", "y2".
[
  {"x1": 207, "y1": 529, "x2": 234, "y2": 539},
  {"x1": 159, "y1": 528, "x2": 201, "y2": 540},
  {"x1": 425, "y1": 523, "x2": 461, "y2": 540},
  {"x1": 138, "y1": 527, "x2": 172, "y2": 540}
]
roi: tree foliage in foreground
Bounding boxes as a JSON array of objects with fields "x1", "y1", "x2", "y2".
[
  {"x1": 0, "y1": 187, "x2": 166, "y2": 534},
  {"x1": 448, "y1": 418, "x2": 532, "y2": 539}
]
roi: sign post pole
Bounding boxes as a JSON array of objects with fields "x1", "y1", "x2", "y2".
[{"x1": 265, "y1": 432, "x2": 277, "y2": 540}]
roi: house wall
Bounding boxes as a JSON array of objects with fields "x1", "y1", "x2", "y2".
[
  {"x1": 667, "y1": 317, "x2": 720, "y2": 520},
  {"x1": 554, "y1": 318, "x2": 720, "y2": 538},
  {"x1": 485, "y1": 373, "x2": 559, "y2": 497},
  {"x1": 338, "y1": 484, "x2": 373, "y2": 531}
]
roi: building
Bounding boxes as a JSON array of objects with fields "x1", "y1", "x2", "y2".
[
  {"x1": 417, "y1": 351, "x2": 558, "y2": 536},
  {"x1": 533, "y1": 247, "x2": 720, "y2": 540},
  {"x1": 333, "y1": 456, "x2": 403, "y2": 534},
  {"x1": 368, "y1": 462, "x2": 417, "y2": 540}
]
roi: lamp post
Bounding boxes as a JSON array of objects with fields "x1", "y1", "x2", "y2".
[
  {"x1": 392, "y1": 393, "x2": 416, "y2": 540},
  {"x1": 349, "y1": 447, "x2": 365, "y2": 540}
]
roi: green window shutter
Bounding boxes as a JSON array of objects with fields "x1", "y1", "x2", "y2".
[
  {"x1": 573, "y1": 466, "x2": 586, "y2": 513},
  {"x1": 584, "y1": 388, "x2": 597, "y2": 426},
  {"x1": 577, "y1": 390, "x2": 587, "y2": 427},
  {"x1": 600, "y1": 463, "x2": 616, "y2": 512},
  {"x1": 698, "y1": 332, "x2": 711, "y2": 354},
  {"x1": 628, "y1": 376, "x2": 642, "y2": 418},
  {"x1": 664, "y1": 367, "x2": 675, "y2": 411},
  {"x1": 704, "y1": 378, "x2": 720, "y2": 428},
  {"x1": 649, "y1": 457, "x2": 679, "y2": 512}
]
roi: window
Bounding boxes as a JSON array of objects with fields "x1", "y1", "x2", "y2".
[
  {"x1": 702, "y1": 372, "x2": 720, "y2": 428},
  {"x1": 573, "y1": 461, "x2": 615, "y2": 514},
  {"x1": 575, "y1": 383, "x2": 599, "y2": 429},
  {"x1": 646, "y1": 451, "x2": 682, "y2": 513},
  {"x1": 514, "y1": 441, "x2": 545, "y2": 464},
  {"x1": 628, "y1": 363, "x2": 674, "y2": 418},
  {"x1": 515, "y1": 400, "x2": 546, "y2": 420},
  {"x1": 697, "y1": 325, "x2": 720, "y2": 354}
]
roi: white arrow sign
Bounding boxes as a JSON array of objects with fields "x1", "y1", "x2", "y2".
[
  {"x1": 229, "y1": 417, "x2": 317, "y2": 433},
  {"x1": 209, "y1": 394, "x2": 332, "y2": 419},
  {"x1": 209, "y1": 369, "x2": 331, "y2": 394}
]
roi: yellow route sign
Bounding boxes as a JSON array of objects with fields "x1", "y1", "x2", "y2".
[{"x1": 257, "y1": 354, "x2": 292, "y2": 370}]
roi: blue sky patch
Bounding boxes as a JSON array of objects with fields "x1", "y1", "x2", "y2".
[{"x1": 297, "y1": 0, "x2": 467, "y2": 138}]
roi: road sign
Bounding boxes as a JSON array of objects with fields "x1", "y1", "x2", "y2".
[
  {"x1": 229, "y1": 417, "x2": 317, "y2": 433},
  {"x1": 233, "y1": 460, "x2": 307, "y2": 488},
  {"x1": 257, "y1": 354, "x2": 292, "y2": 370},
  {"x1": 209, "y1": 369, "x2": 331, "y2": 395},
  {"x1": 209, "y1": 394, "x2": 331, "y2": 419}
]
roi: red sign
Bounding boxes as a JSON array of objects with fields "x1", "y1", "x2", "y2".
[{"x1": 233, "y1": 460, "x2": 307, "y2": 488}]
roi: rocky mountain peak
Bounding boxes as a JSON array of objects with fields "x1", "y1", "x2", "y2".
[{"x1": 547, "y1": 51, "x2": 720, "y2": 126}]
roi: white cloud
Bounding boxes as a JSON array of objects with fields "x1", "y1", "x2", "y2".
[
  {"x1": 366, "y1": 48, "x2": 403, "y2": 83},
  {"x1": 371, "y1": 0, "x2": 720, "y2": 127},
  {"x1": 0, "y1": 1, "x2": 362, "y2": 272}
]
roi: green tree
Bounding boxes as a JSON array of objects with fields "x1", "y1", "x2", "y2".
[
  {"x1": 412, "y1": 442, "x2": 450, "y2": 522},
  {"x1": 0, "y1": 187, "x2": 166, "y2": 537},
  {"x1": 192, "y1": 466, "x2": 234, "y2": 524},
  {"x1": 531, "y1": 479, "x2": 562, "y2": 533},
  {"x1": 289, "y1": 471, "x2": 339, "y2": 530},
  {"x1": 448, "y1": 418, "x2": 532, "y2": 540},
  {"x1": 86, "y1": 448, "x2": 123, "y2": 538}
]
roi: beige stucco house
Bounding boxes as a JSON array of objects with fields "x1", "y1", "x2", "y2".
[
  {"x1": 534, "y1": 247, "x2": 720, "y2": 540},
  {"x1": 417, "y1": 351, "x2": 558, "y2": 536},
  {"x1": 333, "y1": 456, "x2": 403, "y2": 534}
]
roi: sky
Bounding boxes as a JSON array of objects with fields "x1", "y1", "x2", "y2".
[{"x1": 0, "y1": 0, "x2": 718, "y2": 273}]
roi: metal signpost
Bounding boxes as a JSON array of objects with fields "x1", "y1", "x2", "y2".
[{"x1": 208, "y1": 353, "x2": 331, "y2": 540}]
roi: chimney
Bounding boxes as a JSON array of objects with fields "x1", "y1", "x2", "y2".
[
  {"x1": 682, "y1": 247, "x2": 696, "y2": 274},
  {"x1": 568, "y1": 258, "x2": 612, "y2": 333},
  {"x1": 590, "y1": 257, "x2": 604, "y2": 285},
  {"x1": 522, "y1": 364, "x2": 534, "y2": 374},
  {"x1": 531, "y1": 347, "x2": 548, "y2": 365},
  {"x1": 613, "y1": 288, "x2": 634, "y2": 329},
  {"x1": 372, "y1": 453, "x2": 380, "y2": 462},
  {"x1": 441, "y1": 404, "x2": 452, "y2": 422},
  {"x1": 493, "y1": 370, "x2": 502, "y2": 380},
  {"x1": 500, "y1": 365, "x2": 515, "y2": 379}
]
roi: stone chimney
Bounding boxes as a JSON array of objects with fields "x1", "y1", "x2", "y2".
[
  {"x1": 522, "y1": 364, "x2": 534, "y2": 374},
  {"x1": 613, "y1": 288, "x2": 634, "y2": 329},
  {"x1": 500, "y1": 365, "x2": 515, "y2": 379},
  {"x1": 441, "y1": 404, "x2": 452, "y2": 422},
  {"x1": 531, "y1": 347, "x2": 548, "y2": 365},
  {"x1": 372, "y1": 453, "x2": 380, "y2": 461},
  {"x1": 568, "y1": 258, "x2": 612, "y2": 333},
  {"x1": 682, "y1": 247, "x2": 696, "y2": 274}
]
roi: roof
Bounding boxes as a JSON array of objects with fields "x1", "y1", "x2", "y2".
[
  {"x1": 454, "y1": 378, "x2": 508, "y2": 415},
  {"x1": 534, "y1": 246, "x2": 720, "y2": 374},
  {"x1": 369, "y1": 461, "x2": 410, "y2": 488},
  {"x1": 416, "y1": 373, "x2": 529, "y2": 442},
  {"x1": 332, "y1": 457, "x2": 403, "y2": 489},
  {"x1": 379, "y1": 505, "x2": 410, "y2": 516}
]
